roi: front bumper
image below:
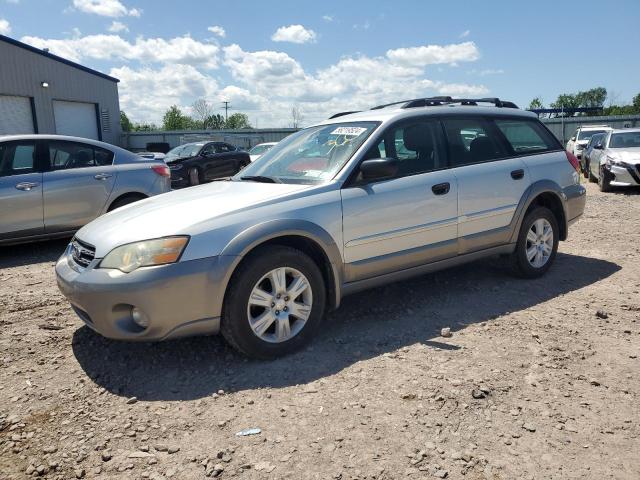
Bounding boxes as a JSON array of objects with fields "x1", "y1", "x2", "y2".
[
  {"x1": 604, "y1": 164, "x2": 640, "y2": 187},
  {"x1": 55, "y1": 244, "x2": 237, "y2": 341}
]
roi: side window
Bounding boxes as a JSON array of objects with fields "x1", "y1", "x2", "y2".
[
  {"x1": 0, "y1": 142, "x2": 37, "y2": 177},
  {"x1": 215, "y1": 143, "x2": 232, "y2": 153},
  {"x1": 48, "y1": 141, "x2": 113, "y2": 170},
  {"x1": 442, "y1": 117, "x2": 507, "y2": 167},
  {"x1": 494, "y1": 119, "x2": 558, "y2": 154},
  {"x1": 201, "y1": 144, "x2": 215, "y2": 155},
  {"x1": 360, "y1": 120, "x2": 445, "y2": 180}
]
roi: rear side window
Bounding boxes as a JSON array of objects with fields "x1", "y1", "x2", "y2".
[
  {"x1": 442, "y1": 117, "x2": 508, "y2": 167},
  {"x1": 0, "y1": 141, "x2": 37, "y2": 177},
  {"x1": 48, "y1": 141, "x2": 114, "y2": 170},
  {"x1": 494, "y1": 118, "x2": 559, "y2": 154}
]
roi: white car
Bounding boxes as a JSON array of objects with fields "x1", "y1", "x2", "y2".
[
  {"x1": 566, "y1": 125, "x2": 612, "y2": 159},
  {"x1": 587, "y1": 128, "x2": 640, "y2": 191},
  {"x1": 248, "y1": 142, "x2": 277, "y2": 162}
]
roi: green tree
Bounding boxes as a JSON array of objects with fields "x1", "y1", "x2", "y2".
[
  {"x1": 120, "y1": 111, "x2": 133, "y2": 132},
  {"x1": 205, "y1": 114, "x2": 226, "y2": 129},
  {"x1": 528, "y1": 97, "x2": 544, "y2": 110},
  {"x1": 225, "y1": 112, "x2": 252, "y2": 129},
  {"x1": 633, "y1": 93, "x2": 640, "y2": 111},
  {"x1": 162, "y1": 105, "x2": 192, "y2": 130}
]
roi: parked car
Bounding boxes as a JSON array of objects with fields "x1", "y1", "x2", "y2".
[
  {"x1": 0, "y1": 134, "x2": 170, "y2": 245},
  {"x1": 55, "y1": 97, "x2": 585, "y2": 358},
  {"x1": 586, "y1": 128, "x2": 640, "y2": 191},
  {"x1": 581, "y1": 132, "x2": 605, "y2": 177},
  {"x1": 566, "y1": 125, "x2": 612, "y2": 159},
  {"x1": 248, "y1": 142, "x2": 277, "y2": 162},
  {"x1": 164, "y1": 141, "x2": 251, "y2": 188}
]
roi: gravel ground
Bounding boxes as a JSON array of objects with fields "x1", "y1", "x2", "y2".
[{"x1": 1, "y1": 181, "x2": 639, "y2": 480}]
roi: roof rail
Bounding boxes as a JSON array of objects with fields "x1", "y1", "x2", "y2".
[
  {"x1": 328, "y1": 111, "x2": 361, "y2": 119},
  {"x1": 371, "y1": 97, "x2": 519, "y2": 110}
]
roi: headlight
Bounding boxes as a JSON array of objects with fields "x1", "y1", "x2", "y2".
[
  {"x1": 100, "y1": 236, "x2": 189, "y2": 273},
  {"x1": 605, "y1": 156, "x2": 625, "y2": 167}
]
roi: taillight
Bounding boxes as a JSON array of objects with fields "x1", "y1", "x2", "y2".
[
  {"x1": 151, "y1": 165, "x2": 170, "y2": 177},
  {"x1": 565, "y1": 151, "x2": 580, "y2": 172}
]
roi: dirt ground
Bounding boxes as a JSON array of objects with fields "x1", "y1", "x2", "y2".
[{"x1": 0, "y1": 181, "x2": 638, "y2": 480}]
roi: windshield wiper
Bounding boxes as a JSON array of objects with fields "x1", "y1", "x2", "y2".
[{"x1": 240, "y1": 175, "x2": 280, "y2": 183}]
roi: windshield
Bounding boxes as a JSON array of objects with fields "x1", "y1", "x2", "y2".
[
  {"x1": 235, "y1": 122, "x2": 378, "y2": 184},
  {"x1": 249, "y1": 144, "x2": 275, "y2": 155},
  {"x1": 578, "y1": 130, "x2": 607, "y2": 141},
  {"x1": 588, "y1": 134, "x2": 604, "y2": 147},
  {"x1": 609, "y1": 132, "x2": 640, "y2": 149},
  {"x1": 165, "y1": 143, "x2": 203, "y2": 161}
]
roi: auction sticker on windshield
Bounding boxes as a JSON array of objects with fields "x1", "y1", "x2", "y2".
[{"x1": 330, "y1": 126, "x2": 368, "y2": 136}]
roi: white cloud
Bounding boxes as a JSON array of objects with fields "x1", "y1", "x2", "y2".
[
  {"x1": 0, "y1": 18, "x2": 11, "y2": 35},
  {"x1": 469, "y1": 68, "x2": 504, "y2": 76},
  {"x1": 386, "y1": 41, "x2": 480, "y2": 67},
  {"x1": 72, "y1": 0, "x2": 141, "y2": 18},
  {"x1": 207, "y1": 25, "x2": 225, "y2": 38},
  {"x1": 271, "y1": 24, "x2": 317, "y2": 44},
  {"x1": 459, "y1": 29, "x2": 470, "y2": 38},
  {"x1": 21, "y1": 34, "x2": 220, "y2": 69},
  {"x1": 108, "y1": 21, "x2": 128, "y2": 32},
  {"x1": 322, "y1": 15, "x2": 333, "y2": 22}
]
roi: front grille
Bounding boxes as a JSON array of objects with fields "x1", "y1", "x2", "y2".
[{"x1": 70, "y1": 238, "x2": 96, "y2": 268}]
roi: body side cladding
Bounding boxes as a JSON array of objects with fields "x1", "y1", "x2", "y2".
[{"x1": 218, "y1": 219, "x2": 344, "y2": 310}]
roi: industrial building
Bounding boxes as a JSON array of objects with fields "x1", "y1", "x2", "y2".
[{"x1": 0, "y1": 34, "x2": 121, "y2": 145}]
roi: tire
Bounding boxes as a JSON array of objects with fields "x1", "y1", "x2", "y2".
[
  {"x1": 582, "y1": 160, "x2": 589, "y2": 178},
  {"x1": 598, "y1": 166, "x2": 612, "y2": 192},
  {"x1": 188, "y1": 167, "x2": 200, "y2": 186},
  {"x1": 108, "y1": 194, "x2": 146, "y2": 212},
  {"x1": 587, "y1": 161, "x2": 597, "y2": 183},
  {"x1": 221, "y1": 245, "x2": 326, "y2": 359},
  {"x1": 509, "y1": 207, "x2": 559, "y2": 278}
]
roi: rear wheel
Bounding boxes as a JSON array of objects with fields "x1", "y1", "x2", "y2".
[
  {"x1": 598, "y1": 165, "x2": 612, "y2": 192},
  {"x1": 510, "y1": 207, "x2": 558, "y2": 278},
  {"x1": 221, "y1": 246, "x2": 326, "y2": 359},
  {"x1": 108, "y1": 194, "x2": 146, "y2": 212}
]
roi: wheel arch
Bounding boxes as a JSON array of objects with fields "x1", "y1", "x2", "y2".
[
  {"x1": 107, "y1": 191, "x2": 148, "y2": 212},
  {"x1": 219, "y1": 220, "x2": 344, "y2": 311},
  {"x1": 510, "y1": 181, "x2": 568, "y2": 243}
]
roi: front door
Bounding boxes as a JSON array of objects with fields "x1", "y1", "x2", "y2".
[
  {"x1": 42, "y1": 140, "x2": 117, "y2": 233},
  {"x1": 341, "y1": 119, "x2": 458, "y2": 282},
  {"x1": 0, "y1": 140, "x2": 44, "y2": 240}
]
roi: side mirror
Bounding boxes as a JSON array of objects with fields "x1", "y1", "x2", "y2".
[
  {"x1": 593, "y1": 143, "x2": 604, "y2": 150},
  {"x1": 359, "y1": 158, "x2": 399, "y2": 181}
]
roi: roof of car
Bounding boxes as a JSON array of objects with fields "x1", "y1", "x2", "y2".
[
  {"x1": 578, "y1": 125, "x2": 612, "y2": 130},
  {"x1": 610, "y1": 128, "x2": 640, "y2": 134},
  {"x1": 316, "y1": 104, "x2": 537, "y2": 127},
  {"x1": 0, "y1": 134, "x2": 124, "y2": 150}
]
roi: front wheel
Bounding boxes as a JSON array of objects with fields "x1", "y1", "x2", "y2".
[
  {"x1": 598, "y1": 166, "x2": 612, "y2": 192},
  {"x1": 587, "y1": 161, "x2": 597, "y2": 183},
  {"x1": 188, "y1": 167, "x2": 200, "y2": 186},
  {"x1": 510, "y1": 207, "x2": 559, "y2": 278},
  {"x1": 221, "y1": 246, "x2": 326, "y2": 359}
]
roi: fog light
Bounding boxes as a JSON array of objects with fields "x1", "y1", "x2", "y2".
[{"x1": 131, "y1": 307, "x2": 149, "y2": 329}]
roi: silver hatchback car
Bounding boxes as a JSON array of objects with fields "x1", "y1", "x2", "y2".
[
  {"x1": 0, "y1": 135, "x2": 171, "y2": 245},
  {"x1": 56, "y1": 97, "x2": 586, "y2": 358}
]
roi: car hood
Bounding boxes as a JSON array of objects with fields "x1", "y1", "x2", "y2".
[
  {"x1": 610, "y1": 148, "x2": 640, "y2": 164},
  {"x1": 75, "y1": 181, "x2": 310, "y2": 258}
]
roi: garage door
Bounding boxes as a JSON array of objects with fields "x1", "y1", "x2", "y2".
[
  {"x1": 0, "y1": 95, "x2": 35, "y2": 135},
  {"x1": 53, "y1": 100, "x2": 99, "y2": 140}
]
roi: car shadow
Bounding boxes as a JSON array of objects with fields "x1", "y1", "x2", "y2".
[
  {"x1": 72, "y1": 252, "x2": 620, "y2": 401},
  {"x1": 0, "y1": 238, "x2": 69, "y2": 269}
]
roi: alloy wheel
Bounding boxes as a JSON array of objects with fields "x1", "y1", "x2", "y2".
[{"x1": 525, "y1": 218, "x2": 553, "y2": 268}]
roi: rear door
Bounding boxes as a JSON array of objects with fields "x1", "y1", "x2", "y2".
[
  {"x1": 214, "y1": 143, "x2": 243, "y2": 177},
  {"x1": 0, "y1": 140, "x2": 44, "y2": 239},
  {"x1": 42, "y1": 140, "x2": 117, "y2": 232},
  {"x1": 442, "y1": 116, "x2": 531, "y2": 253}
]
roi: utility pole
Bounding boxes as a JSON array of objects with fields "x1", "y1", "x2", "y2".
[{"x1": 221, "y1": 101, "x2": 231, "y2": 122}]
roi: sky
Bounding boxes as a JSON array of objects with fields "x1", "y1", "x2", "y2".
[{"x1": 1, "y1": 0, "x2": 639, "y2": 128}]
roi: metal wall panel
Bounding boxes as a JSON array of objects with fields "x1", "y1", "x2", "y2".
[{"x1": 0, "y1": 39, "x2": 121, "y2": 144}]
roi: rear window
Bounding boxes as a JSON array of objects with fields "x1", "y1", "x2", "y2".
[{"x1": 494, "y1": 119, "x2": 559, "y2": 154}]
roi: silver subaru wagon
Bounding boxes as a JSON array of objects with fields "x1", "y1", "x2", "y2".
[
  {"x1": 0, "y1": 134, "x2": 171, "y2": 245},
  {"x1": 56, "y1": 97, "x2": 586, "y2": 358}
]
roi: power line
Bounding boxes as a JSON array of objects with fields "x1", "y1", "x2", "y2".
[{"x1": 221, "y1": 101, "x2": 231, "y2": 122}]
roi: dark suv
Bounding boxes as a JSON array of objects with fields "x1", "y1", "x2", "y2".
[{"x1": 165, "y1": 141, "x2": 250, "y2": 188}]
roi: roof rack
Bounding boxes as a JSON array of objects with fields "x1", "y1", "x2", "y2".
[
  {"x1": 328, "y1": 111, "x2": 361, "y2": 119},
  {"x1": 371, "y1": 96, "x2": 519, "y2": 110}
]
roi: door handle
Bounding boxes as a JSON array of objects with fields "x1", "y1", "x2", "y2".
[
  {"x1": 15, "y1": 182, "x2": 39, "y2": 191},
  {"x1": 431, "y1": 182, "x2": 450, "y2": 195},
  {"x1": 511, "y1": 169, "x2": 525, "y2": 180},
  {"x1": 94, "y1": 173, "x2": 112, "y2": 180}
]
